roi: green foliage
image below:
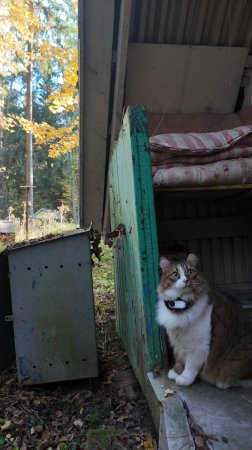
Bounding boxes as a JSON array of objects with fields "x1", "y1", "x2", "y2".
[
  {"x1": 0, "y1": 242, "x2": 6, "y2": 252},
  {"x1": 93, "y1": 243, "x2": 114, "y2": 295},
  {"x1": 92, "y1": 243, "x2": 115, "y2": 318}
]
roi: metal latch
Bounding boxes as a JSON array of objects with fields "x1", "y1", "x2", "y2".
[
  {"x1": 4, "y1": 315, "x2": 15, "y2": 322},
  {"x1": 107, "y1": 224, "x2": 126, "y2": 250}
]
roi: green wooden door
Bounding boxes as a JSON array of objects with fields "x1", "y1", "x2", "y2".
[{"x1": 109, "y1": 106, "x2": 164, "y2": 392}]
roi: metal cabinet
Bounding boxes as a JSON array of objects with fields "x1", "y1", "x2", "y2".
[{"x1": 8, "y1": 229, "x2": 98, "y2": 385}]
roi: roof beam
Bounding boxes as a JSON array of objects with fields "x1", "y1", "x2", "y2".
[{"x1": 79, "y1": 0, "x2": 115, "y2": 231}]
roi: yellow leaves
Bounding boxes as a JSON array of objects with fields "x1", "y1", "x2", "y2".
[
  {"x1": 0, "y1": 0, "x2": 43, "y2": 76},
  {"x1": 47, "y1": 48, "x2": 78, "y2": 114},
  {"x1": 0, "y1": 115, "x2": 15, "y2": 132},
  {"x1": 48, "y1": 130, "x2": 79, "y2": 158},
  {"x1": 10, "y1": 114, "x2": 79, "y2": 158},
  {"x1": 142, "y1": 438, "x2": 156, "y2": 449},
  {"x1": 1, "y1": 0, "x2": 79, "y2": 159}
]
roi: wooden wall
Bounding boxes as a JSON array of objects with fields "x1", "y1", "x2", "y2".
[
  {"x1": 126, "y1": 44, "x2": 248, "y2": 114},
  {"x1": 155, "y1": 190, "x2": 252, "y2": 305}
]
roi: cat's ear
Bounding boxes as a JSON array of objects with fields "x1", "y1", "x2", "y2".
[
  {"x1": 159, "y1": 256, "x2": 172, "y2": 273},
  {"x1": 187, "y1": 253, "x2": 199, "y2": 267}
]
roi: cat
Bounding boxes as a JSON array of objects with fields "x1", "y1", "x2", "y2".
[{"x1": 156, "y1": 253, "x2": 252, "y2": 389}]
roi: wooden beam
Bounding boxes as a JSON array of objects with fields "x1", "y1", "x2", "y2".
[
  {"x1": 103, "y1": 0, "x2": 132, "y2": 235},
  {"x1": 78, "y1": 0, "x2": 115, "y2": 232},
  {"x1": 157, "y1": 215, "x2": 252, "y2": 241},
  {"x1": 154, "y1": 184, "x2": 252, "y2": 192},
  {"x1": 110, "y1": 0, "x2": 132, "y2": 145}
]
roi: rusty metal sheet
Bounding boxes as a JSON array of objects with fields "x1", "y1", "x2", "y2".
[{"x1": 8, "y1": 230, "x2": 98, "y2": 385}]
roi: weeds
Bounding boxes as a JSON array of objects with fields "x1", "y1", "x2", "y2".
[
  {"x1": 92, "y1": 243, "x2": 114, "y2": 319},
  {"x1": 0, "y1": 205, "x2": 77, "y2": 252}
]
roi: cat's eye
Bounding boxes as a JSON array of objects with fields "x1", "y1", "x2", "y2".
[
  {"x1": 187, "y1": 269, "x2": 194, "y2": 276},
  {"x1": 171, "y1": 271, "x2": 179, "y2": 279}
]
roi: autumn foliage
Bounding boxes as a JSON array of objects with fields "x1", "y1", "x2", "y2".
[{"x1": 0, "y1": 0, "x2": 78, "y2": 157}]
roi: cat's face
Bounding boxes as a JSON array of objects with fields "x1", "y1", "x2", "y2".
[{"x1": 158, "y1": 253, "x2": 208, "y2": 298}]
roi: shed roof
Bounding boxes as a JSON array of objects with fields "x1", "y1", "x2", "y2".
[
  {"x1": 78, "y1": 0, "x2": 252, "y2": 233},
  {"x1": 129, "y1": 0, "x2": 252, "y2": 48}
]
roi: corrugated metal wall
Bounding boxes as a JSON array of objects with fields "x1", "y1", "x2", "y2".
[{"x1": 129, "y1": 0, "x2": 252, "y2": 51}]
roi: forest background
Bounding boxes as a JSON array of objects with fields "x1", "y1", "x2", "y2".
[{"x1": 0, "y1": 0, "x2": 79, "y2": 225}]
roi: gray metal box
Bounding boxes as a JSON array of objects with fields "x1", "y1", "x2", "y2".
[
  {"x1": 8, "y1": 229, "x2": 98, "y2": 385},
  {"x1": 0, "y1": 251, "x2": 15, "y2": 370}
]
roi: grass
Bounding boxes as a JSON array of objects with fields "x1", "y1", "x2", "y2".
[
  {"x1": 92, "y1": 242, "x2": 115, "y2": 318},
  {"x1": 0, "y1": 242, "x2": 6, "y2": 252},
  {"x1": 0, "y1": 219, "x2": 78, "y2": 253},
  {"x1": 15, "y1": 220, "x2": 77, "y2": 243}
]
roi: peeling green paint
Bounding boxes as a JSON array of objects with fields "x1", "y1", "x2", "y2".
[{"x1": 109, "y1": 106, "x2": 164, "y2": 394}]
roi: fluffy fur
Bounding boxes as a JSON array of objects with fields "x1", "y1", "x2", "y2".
[{"x1": 157, "y1": 254, "x2": 252, "y2": 389}]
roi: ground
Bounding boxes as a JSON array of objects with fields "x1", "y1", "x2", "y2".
[{"x1": 0, "y1": 245, "x2": 157, "y2": 450}]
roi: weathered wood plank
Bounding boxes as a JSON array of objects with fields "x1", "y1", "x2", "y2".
[
  {"x1": 157, "y1": 215, "x2": 251, "y2": 241},
  {"x1": 79, "y1": 0, "x2": 115, "y2": 231},
  {"x1": 233, "y1": 237, "x2": 247, "y2": 283},
  {"x1": 109, "y1": 106, "x2": 164, "y2": 393},
  {"x1": 126, "y1": 44, "x2": 247, "y2": 114},
  {"x1": 200, "y1": 239, "x2": 214, "y2": 282},
  {"x1": 154, "y1": 184, "x2": 252, "y2": 192},
  {"x1": 222, "y1": 238, "x2": 235, "y2": 284}
]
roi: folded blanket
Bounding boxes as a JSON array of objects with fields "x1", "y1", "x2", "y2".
[
  {"x1": 152, "y1": 157, "x2": 252, "y2": 187},
  {"x1": 151, "y1": 146, "x2": 252, "y2": 169},
  {"x1": 150, "y1": 125, "x2": 252, "y2": 155}
]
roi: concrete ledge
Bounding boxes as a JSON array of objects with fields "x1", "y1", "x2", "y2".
[
  {"x1": 176, "y1": 380, "x2": 252, "y2": 450},
  {"x1": 147, "y1": 371, "x2": 252, "y2": 450},
  {"x1": 147, "y1": 372, "x2": 195, "y2": 450}
]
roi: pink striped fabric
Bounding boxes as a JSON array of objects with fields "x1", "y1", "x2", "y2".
[
  {"x1": 152, "y1": 158, "x2": 252, "y2": 187},
  {"x1": 151, "y1": 146, "x2": 252, "y2": 169},
  {"x1": 150, "y1": 125, "x2": 252, "y2": 154}
]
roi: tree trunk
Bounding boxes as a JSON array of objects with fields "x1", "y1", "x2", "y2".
[
  {"x1": 70, "y1": 150, "x2": 78, "y2": 224},
  {"x1": 0, "y1": 86, "x2": 8, "y2": 218},
  {"x1": 25, "y1": 40, "x2": 33, "y2": 220}
]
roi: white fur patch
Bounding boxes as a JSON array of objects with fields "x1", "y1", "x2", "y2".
[{"x1": 157, "y1": 267, "x2": 213, "y2": 386}]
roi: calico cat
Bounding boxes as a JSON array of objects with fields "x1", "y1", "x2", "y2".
[{"x1": 157, "y1": 253, "x2": 252, "y2": 389}]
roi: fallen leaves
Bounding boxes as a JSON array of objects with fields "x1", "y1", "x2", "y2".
[
  {"x1": 142, "y1": 437, "x2": 156, "y2": 449},
  {"x1": 164, "y1": 387, "x2": 176, "y2": 397},
  {"x1": 0, "y1": 419, "x2": 12, "y2": 430},
  {"x1": 73, "y1": 419, "x2": 83, "y2": 428}
]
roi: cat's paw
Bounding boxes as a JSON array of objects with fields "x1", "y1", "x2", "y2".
[
  {"x1": 215, "y1": 381, "x2": 232, "y2": 389},
  {"x1": 167, "y1": 369, "x2": 178, "y2": 381},
  {"x1": 175, "y1": 373, "x2": 195, "y2": 387}
]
